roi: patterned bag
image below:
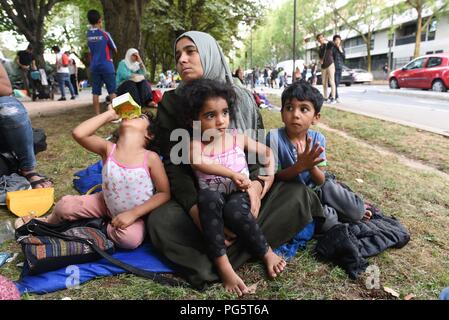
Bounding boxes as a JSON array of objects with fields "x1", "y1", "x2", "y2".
[{"x1": 16, "y1": 218, "x2": 114, "y2": 275}]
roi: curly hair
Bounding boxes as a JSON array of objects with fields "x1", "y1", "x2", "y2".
[
  {"x1": 180, "y1": 78, "x2": 236, "y2": 129},
  {"x1": 281, "y1": 79, "x2": 324, "y2": 114}
]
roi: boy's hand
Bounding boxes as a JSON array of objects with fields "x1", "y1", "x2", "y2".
[
  {"x1": 296, "y1": 137, "x2": 325, "y2": 171},
  {"x1": 231, "y1": 173, "x2": 251, "y2": 191},
  {"x1": 111, "y1": 211, "x2": 138, "y2": 229}
]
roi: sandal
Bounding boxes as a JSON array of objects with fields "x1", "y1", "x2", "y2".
[
  {"x1": 14, "y1": 215, "x2": 48, "y2": 229},
  {"x1": 21, "y1": 171, "x2": 53, "y2": 189}
]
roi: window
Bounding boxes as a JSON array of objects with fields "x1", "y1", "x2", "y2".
[
  {"x1": 405, "y1": 58, "x2": 425, "y2": 70},
  {"x1": 427, "y1": 57, "x2": 442, "y2": 68},
  {"x1": 435, "y1": 50, "x2": 443, "y2": 54},
  {"x1": 427, "y1": 19, "x2": 437, "y2": 41}
]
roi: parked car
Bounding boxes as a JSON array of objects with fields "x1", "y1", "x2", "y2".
[
  {"x1": 351, "y1": 68, "x2": 374, "y2": 83},
  {"x1": 316, "y1": 65, "x2": 355, "y2": 86},
  {"x1": 389, "y1": 53, "x2": 449, "y2": 92}
]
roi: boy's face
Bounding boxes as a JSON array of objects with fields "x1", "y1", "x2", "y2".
[{"x1": 281, "y1": 98, "x2": 320, "y2": 136}]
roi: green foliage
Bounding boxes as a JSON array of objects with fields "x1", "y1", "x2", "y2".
[
  {"x1": 233, "y1": 0, "x2": 329, "y2": 70},
  {"x1": 141, "y1": 0, "x2": 265, "y2": 80}
]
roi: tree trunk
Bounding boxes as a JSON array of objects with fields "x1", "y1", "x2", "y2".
[
  {"x1": 100, "y1": 0, "x2": 147, "y2": 65},
  {"x1": 366, "y1": 32, "x2": 372, "y2": 72},
  {"x1": 0, "y1": 0, "x2": 61, "y2": 69},
  {"x1": 414, "y1": 11, "x2": 422, "y2": 58}
]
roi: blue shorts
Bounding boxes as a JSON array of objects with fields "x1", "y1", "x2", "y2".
[{"x1": 91, "y1": 72, "x2": 116, "y2": 95}]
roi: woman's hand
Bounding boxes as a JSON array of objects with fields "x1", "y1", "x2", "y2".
[
  {"x1": 111, "y1": 211, "x2": 138, "y2": 229},
  {"x1": 247, "y1": 180, "x2": 263, "y2": 219}
]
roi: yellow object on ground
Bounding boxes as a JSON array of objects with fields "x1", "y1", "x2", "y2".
[{"x1": 6, "y1": 188, "x2": 54, "y2": 217}]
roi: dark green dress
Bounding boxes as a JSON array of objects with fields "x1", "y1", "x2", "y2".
[{"x1": 147, "y1": 90, "x2": 324, "y2": 289}]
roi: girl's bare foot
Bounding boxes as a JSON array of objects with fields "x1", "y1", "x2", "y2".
[
  {"x1": 263, "y1": 247, "x2": 286, "y2": 279},
  {"x1": 216, "y1": 256, "x2": 249, "y2": 297},
  {"x1": 14, "y1": 215, "x2": 47, "y2": 229}
]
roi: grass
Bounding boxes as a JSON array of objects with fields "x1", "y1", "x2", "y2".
[
  {"x1": 267, "y1": 94, "x2": 449, "y2": 175},
  {"x1": 1, "y1": 105, "x2": 448, "y2": 300}
]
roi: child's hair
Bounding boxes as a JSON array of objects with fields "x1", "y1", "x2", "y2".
[
  {"x1": 181, "y1": 78, "x2": 236, "y2": 129},
  {"x1": 87, "y1": 9, "x2": 101, "y2": 25},
  {"x1": 281, "y1": 80, "x2": 324, "y2": 114},
  {"x1": 316, "y1": 33, "x2": 324, "y2": 40},
  {"x1": 51, "y1": 45, "x2": 60, "y2": 53}
]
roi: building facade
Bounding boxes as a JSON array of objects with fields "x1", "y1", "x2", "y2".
[{"x1": 304, "y1": 7, "x2": 449, "y2": 79}]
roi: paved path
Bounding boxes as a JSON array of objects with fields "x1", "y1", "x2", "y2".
[{"x1": 260, "y1": 84, "x2": 449, "y2": 137}]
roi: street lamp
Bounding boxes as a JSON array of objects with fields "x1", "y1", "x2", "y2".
[{"x1": 292, "y1": 0, "x2": 297, "y2": 81}]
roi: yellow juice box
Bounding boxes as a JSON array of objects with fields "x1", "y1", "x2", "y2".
[{"x1": 112, "y1": 92, "x2": 141, "y2": 119}]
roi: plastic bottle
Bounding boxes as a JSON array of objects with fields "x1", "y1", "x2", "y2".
[{"x1": 0, "y1": 220, "x2": 15, "y2": 244}]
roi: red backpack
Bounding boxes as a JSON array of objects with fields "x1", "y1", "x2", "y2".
[{"x1": 61, "y1": 54, "x2": 70, "y2": 67}]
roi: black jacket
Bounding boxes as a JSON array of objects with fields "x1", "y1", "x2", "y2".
[
  {"x1": 315, "y1": 206, "x2": 410, "y2": 279},
  {"x1": 332, "y1": 45, "x2": 346, "y2": 70}
]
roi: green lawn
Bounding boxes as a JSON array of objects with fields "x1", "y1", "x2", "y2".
[
  {"x1": 267, "y1": 94, "x2": 449, "y2": 175},
  {"x1": 0, "y1": 105, "x2": 448, "y2": 300}
]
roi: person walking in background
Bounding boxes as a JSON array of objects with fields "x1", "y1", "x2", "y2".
[
  {"x1": 332, "y1": 35, "x2": 345, "y2": 103},
  {"x1": 294, "y1": 66, "x2": 301, "y2": 81},
  {"x1": 317, "y1": 34, "x2": 336, "y2": 104},
  {"x1": 52, "y1": 46, "x2": 76, "y2": 101},
  {"x1": 310, "y1": 62, "x2": 317, "y2": 85},
  {"x1": 87, "y1": 9, "x2": 117, "y2": 114},
  {"x1": 67, "y1": 52, "x2": 79, "y2": 96},
  {"x1": 301, "y1": 64, "x2": 308, "y2": 82},
  {"x1": 15, "y1": 44, "x2": 36, "y2": 96}
]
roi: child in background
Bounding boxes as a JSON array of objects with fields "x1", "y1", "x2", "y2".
[
  {"x1": 266, "y1": 80, "x2": 369, "y2": 233},
  {"x1": 183, "y1": 78, "x2": 285, "y2": 297},
  {"x1": 15, "y1": 107, "x2": 170, "y2": 249}
]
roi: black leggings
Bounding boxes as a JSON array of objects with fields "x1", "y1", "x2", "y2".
[
  {"x1": 117, "y1": 79, "x2": 153, "y2": 107},
  {"x1": 198, "y1": 189, "x2": 269, "y2": 259}
]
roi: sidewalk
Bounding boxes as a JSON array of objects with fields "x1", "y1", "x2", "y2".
[
  {"x1": 21, "y1": 90, "x2": 94, "y2": 118},
  {"x1": 376, "y1": 88, "x2": 449, "y2": 102}
]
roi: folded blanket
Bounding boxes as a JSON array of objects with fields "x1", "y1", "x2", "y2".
[{"x1": 15, "y1": 243, "x2": 174, "y2": 295}]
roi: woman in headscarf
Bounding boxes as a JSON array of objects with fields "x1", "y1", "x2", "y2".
[
  {"x1": 147, "y1": 31, "x2": 323, "y2": 291},
  {"x1": 116, "y1": 48, "x2": 155, "y2": 107}
]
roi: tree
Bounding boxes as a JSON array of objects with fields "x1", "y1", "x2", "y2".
[
  {"x1": 404, "y1": 0, "x2": 449, "y2": 58},
  {"x1": 141, "y1": 0, "x2": 264, "y2": 82},
  {"x1": 0, "y1": 0, "x2": 66, "y2": 67},
  {"x1": 100, "y1": 0, "x2": 149, "y2": 63},
  {"x1": 329, "y1": 0, "x2": 389, "y2": 72}
]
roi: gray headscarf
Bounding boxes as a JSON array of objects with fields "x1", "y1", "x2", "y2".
[{"x1": 174, "y1": 31, "x2": 260, "y2": 138}]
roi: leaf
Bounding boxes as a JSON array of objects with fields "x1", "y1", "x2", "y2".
[
  {"x1": 247, "y1": 282, "x2": 259, "y2": 294},
  {"x1": 383, "y1": 286, "x2": 400, "y2": 298},
  {"x1": 404, "y1": 293, "x2": 415, "y2": 300}
]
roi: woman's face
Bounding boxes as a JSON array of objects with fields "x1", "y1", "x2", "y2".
[
  {"x1": 131, "y1": 53, "x2": 138, "y2": 62},
  {"x1": 175, "y1": 37, "x2": 204, "y2": 82}
]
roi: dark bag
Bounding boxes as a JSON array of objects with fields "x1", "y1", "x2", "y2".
[
  {"x1": 0, "y1": 152, "x2": 19, "y2": 176},
  {"x1": 0, "y1": 128, "x2": 47, "y2": 176},
  {"x1": 32, "y1": 128, "x2": 47, "y2": 154},
  {"x1": 16, "y1": 218, "x2": 114, "y2": 275},
  {"x1": 16, "y1": 218, "x2": 183, "y2": 287}
]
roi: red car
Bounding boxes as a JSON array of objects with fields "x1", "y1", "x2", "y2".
[{"x1": 389, "y1": 53, "x2": 449, "y2": 92}]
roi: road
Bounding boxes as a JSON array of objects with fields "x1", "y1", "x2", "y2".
[{"x1": 261, "y1": 84, "x2": 449, "y2": 136}]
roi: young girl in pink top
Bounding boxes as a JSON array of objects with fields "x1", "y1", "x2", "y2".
[
  {"x1": 15, "y1": 107, "x2": 170, "y2": 249},
  {"x1": 183, "y1": 78, "x2": 285, "y2": 296}
]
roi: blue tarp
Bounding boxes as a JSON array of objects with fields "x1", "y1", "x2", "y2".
[
  {"x1": 15, "y1": 243, "x2": 174, "y2": 295},
  {"x1": 274, "y1": 221, "x2": 315, "y2": 260}
]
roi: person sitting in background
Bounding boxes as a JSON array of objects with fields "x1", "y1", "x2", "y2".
[
  {"x1": 0, "y1": 63, "x2": 52, "y2": 188},
  {"x1": 116, "y1": 48, "x2": 155, "y2": 108},
  {"x1": 232, "y1": 67, "x2": 244, "y2": 87},
  {"x1": 15, "y1": 44, "x2": 36, "y2": 96}
]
